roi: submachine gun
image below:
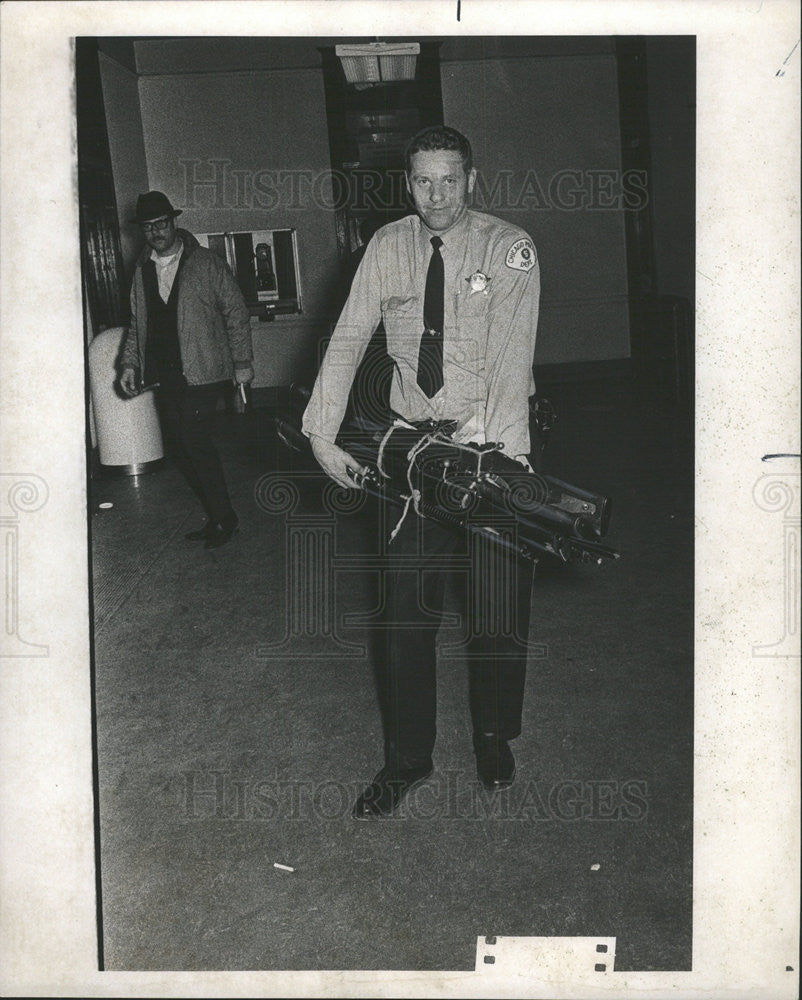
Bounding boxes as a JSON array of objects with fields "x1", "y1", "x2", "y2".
[{"x1": 276, "y1": 387, "x2": 619, "y2": 566}]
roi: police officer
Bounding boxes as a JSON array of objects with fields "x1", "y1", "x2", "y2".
[{"x1": 303, "y1": 127, "x2": 540, "y2": 817}]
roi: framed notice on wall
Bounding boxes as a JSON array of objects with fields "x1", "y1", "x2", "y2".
[{"x1": 197, "y1": 228, "x2": 302, "y2": 321}]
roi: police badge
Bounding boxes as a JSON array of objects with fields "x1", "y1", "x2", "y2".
[{"x1": 466, "y1": 270, "x2": 490, "y2": 294}]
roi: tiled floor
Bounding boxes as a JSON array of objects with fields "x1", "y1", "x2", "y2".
[{"x1": 90, "y1": 378, "x2": 693, "y2": 971}]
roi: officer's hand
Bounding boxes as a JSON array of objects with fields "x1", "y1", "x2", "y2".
[
  {"x1": 310, "y1": 435, "x2": 369, "y2": 490},
  {"x1": 120, "y1": 367, "x2": 140, "y2": 397},
  {"x1": 233, "y1": 364, "x2": 254, "y2": 385}
]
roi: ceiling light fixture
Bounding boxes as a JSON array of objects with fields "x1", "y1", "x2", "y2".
[{"x1": 335, "y1": 42, "x2": 420, "y2": 84}]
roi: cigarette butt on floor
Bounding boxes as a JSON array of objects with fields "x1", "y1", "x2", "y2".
[{"x1": 273, "y1": 862, "x2": 295, "y2": 873}]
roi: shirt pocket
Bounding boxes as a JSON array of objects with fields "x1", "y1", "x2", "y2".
[
  {"x1": 381, "y1": 294, "x2": 421, "y2": 361},
  {"x1": 453, "y1": 288, "x2": 490, "y2": 369}
]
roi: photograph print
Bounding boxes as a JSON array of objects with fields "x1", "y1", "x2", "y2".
[{"x1": 79, "y1": 33, "x2": 695, "y2": 973}]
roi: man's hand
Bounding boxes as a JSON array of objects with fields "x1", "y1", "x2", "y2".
[
  {"x1": 120, "y1": 367, "x2": 140, "y2": 397},
  {"x1": 234, "y1": 364, "x2": 254, "y2": 385},
  {"x1": 310, "y1": 435, "x2": 370, "y2": 490}
]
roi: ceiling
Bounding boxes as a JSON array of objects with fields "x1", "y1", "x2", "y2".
[{"x1": 96, "y1": 35, "x2": 617, "y2": 77}]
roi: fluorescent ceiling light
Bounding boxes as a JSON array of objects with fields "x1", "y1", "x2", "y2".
[{"x1": 335, "y1": 42, "x2": 420, "y2": 84}]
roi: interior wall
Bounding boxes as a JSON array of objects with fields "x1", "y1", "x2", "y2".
[
  {"x1": 440, "y1": 52, "x2": 631, "y2": 365},
  {"x1": 101, "y1": 38, "x2": 650, "y2": 384},
  {"x1": 98, "y1": 51, "x2": 149, "y2": 277},
  {"x1": 137, "y1": 67, "x2": 341, "y2": 388},
  {"x1": 646, "y1": 37, "x2": 695, "y2": 304}
]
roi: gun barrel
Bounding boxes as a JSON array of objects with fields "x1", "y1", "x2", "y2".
[
  {"x1": 276, "y1": 392, "x2": 618, "y2": 564},
  {"x1": 468, "y1": 477, "x2": 598, "y2": 542},
  {"x1": 275, "y1": 417, "x2": 311, "y2": 455},
  {"x1": 544, "y1": 475, "x2": 611, "y2": 536},
  {"x1": 288, "y1": 383, "x2": 312, "y2": 408}
]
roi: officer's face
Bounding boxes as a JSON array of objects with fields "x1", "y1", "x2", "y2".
[
  {"x1": 141, "y1": 215, "x2": 178, "y2": 255},
  {"x1": 406, "y1": 150, "x2": 476, "y2": 232}
]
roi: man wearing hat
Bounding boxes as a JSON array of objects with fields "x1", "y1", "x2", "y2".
[{"x1": 120, "y1": 191, "x2": 253, "y2": 549}]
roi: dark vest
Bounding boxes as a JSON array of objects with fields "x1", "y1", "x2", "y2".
[{"x1": 142, "y1": 252, "x2": 185, "y2": 384}]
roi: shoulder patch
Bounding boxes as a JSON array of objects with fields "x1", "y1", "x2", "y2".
[{"x1": 505, "y1": 237, "x2": 537, "y2": 272}]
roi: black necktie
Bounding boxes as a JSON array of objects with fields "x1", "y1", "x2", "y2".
[{"x1": 417, "y1": 236, "x2": 444, "y2": 397}]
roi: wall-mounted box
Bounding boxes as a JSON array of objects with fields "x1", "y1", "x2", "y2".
[{"x1": 197, "y1": 228, "x2": 302, "y2": 322}]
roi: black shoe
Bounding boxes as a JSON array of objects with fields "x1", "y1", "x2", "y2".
[
  {"x1": 203, "y1": 517, "x2": 239, "y2": 550},
  {"x1": 352, "y1": 764, "x2": 433, "y2": 819},
  {"x1": 185, "y1": 520, "x2": 215, "y2": 541},
  {"x1": 473, "y1": 733, "x2": 516, "y2": 790}
]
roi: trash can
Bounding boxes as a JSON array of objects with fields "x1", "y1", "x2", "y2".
[{"x1": 88, "y1": 326, "x2": 164, "y2": 475}]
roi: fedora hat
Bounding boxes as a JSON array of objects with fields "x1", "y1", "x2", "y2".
[{"x1": 130, "y1": 191, "x2": 182, "y2": 224}]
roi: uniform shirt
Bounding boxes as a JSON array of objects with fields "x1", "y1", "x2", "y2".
[
  {"x1": 151, "y1": 241, "x2": 184, "y2": 303},
  {"x1": 303, "y1": 209, "x2": 540, "y2": 463}
]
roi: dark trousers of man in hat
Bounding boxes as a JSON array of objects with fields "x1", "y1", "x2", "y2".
[{"x1": 120, "y1": 191, "x2": 254, "y2": 549}]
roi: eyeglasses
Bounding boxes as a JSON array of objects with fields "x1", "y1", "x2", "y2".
[{"x1": 141, "y1": 217, "x2": 172, "y2": 234}]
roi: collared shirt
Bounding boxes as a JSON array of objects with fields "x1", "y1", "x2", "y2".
[
  {"x1": 303, "y1": 209, "x2": 540, "y2": 462},
  {"x1": 151, "y1": 240, "x2": 184, "y2": 303}
]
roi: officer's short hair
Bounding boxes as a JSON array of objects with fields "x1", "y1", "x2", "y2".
[{"x1": 405, "y1": 126, "x2": 473, "y2": 176}]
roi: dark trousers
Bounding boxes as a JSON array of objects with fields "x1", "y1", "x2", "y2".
[
  {"x1": 156, "y1": 376, "x2": 235, "y2": 525},
  {"x1": 376, "y1": 512, "x2": 535, "y2": 772}
]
